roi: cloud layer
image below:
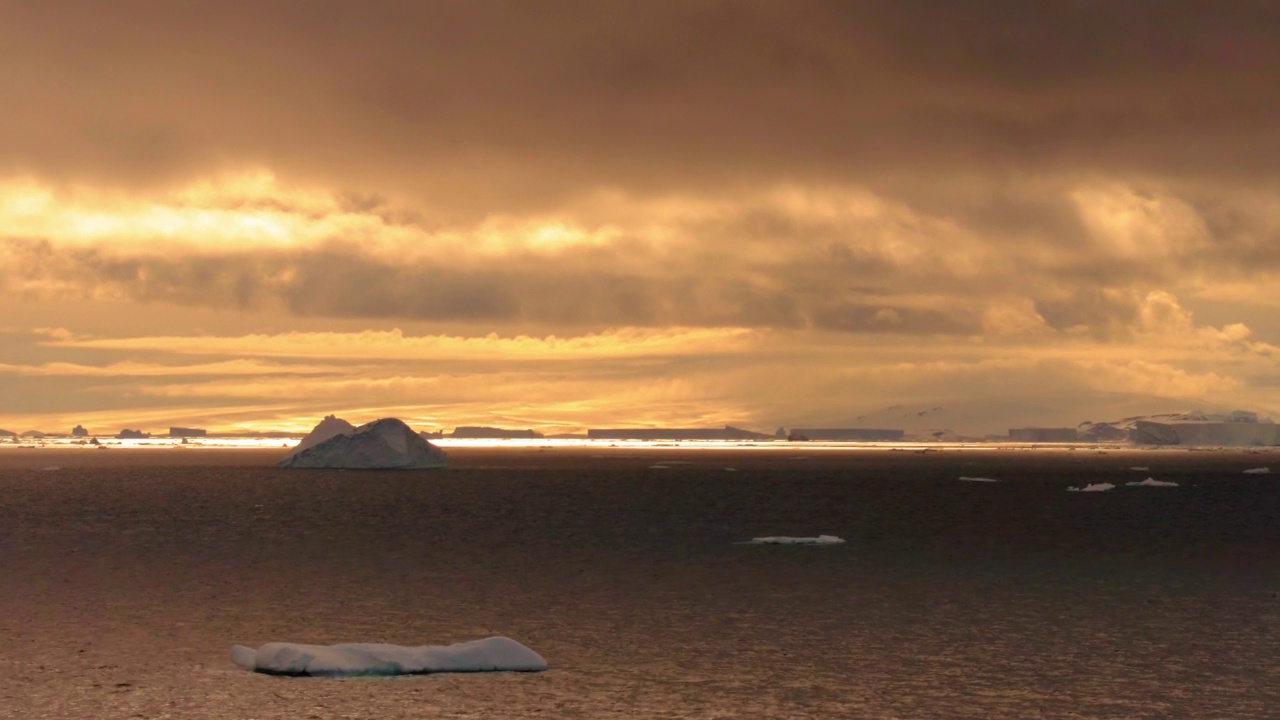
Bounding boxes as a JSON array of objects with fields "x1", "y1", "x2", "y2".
[{"x1": 2, "y1": 2, "x2": 1279, "y2": 434}]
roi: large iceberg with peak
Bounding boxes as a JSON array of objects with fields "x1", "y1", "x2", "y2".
[
  {"x1": 278, "y1": 418, "x2": 447, "y2": 469},
  {"x1": 282, "y1": 415, "x2": 357, "y2": 462},
  {"x1": 231, "y1": 636, "x2": 546, "y2": 676}
]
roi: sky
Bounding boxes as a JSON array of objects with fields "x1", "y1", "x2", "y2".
[{"x1": 3, "y1": 1, "x2": 1280, "y2": 436}]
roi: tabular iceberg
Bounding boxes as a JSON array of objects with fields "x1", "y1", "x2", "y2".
[
  {"x1": 231, "y1": 636, "x2": 546, "y2": 676},
  {"x1": 278, "y1": 417, "x2": 448, "y2": 469}
]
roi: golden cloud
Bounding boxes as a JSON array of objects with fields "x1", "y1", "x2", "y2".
[{"x1": 38, "y1": 326, "x2": 760, "y2": 360}]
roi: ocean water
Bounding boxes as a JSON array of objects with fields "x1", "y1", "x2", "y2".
[{"x1": 1, "y1": 446, "x2": 1277, "y2": 718}]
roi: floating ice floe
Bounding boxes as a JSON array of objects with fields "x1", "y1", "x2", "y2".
[
  {"x1": 1126, "y1": 477, "x2": 1179, "y2": 488},
  {"x1": 724, "y1": 467, "x2": 738, "y2": 472},
  {"x1": 278, "y1": 418, "x2": 447, "y2": 470},
  {"x1": 1130, "y1": 466, "x2": 1150, "y2": 471},
  {"x1": 231, "y1": 636, "x2": 546, "y2": 677},
  {"x1": 1243, "y1": 467, "x2": 1271, "y2": 475},
  {"x1": 1067, "y1": 482, "x2": 1116, "y2": 493},
  {"x1": 745, "y1": 535, "x2": 845, "y2": 545},
  {"x1": 958, "y1": 476, "x2": 997, "y2": 482}
]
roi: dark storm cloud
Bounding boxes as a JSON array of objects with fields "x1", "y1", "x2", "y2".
[{"x1": 3, "y1": 1, "x2": 1279, "y2": 212}]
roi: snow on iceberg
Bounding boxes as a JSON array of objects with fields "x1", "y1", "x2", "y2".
[
  {"x1": 1243, "y1": 467, "x2": 1271, "y2": 474},
  {"x1": 1067, "y1": 482, "x2": 1115, "y2": 492},
  {"x1": 1126, "y1": 477, "x2": 1179, "y2": 487},
  {"x1": 277, "y1": 418, "x2": 447, "y2": 470},
  {"x1": 231, "y1": 636, "x2": 546, "y2": 676},
  {"x1": 283, "y1": 415, "x2": 357, "y2": 461},
  {"x1": 958, "y1": 476, "x2": 997, "y2": 482},
  {"x1": 745, "y1": 535, "x2": 846, "y2": 545}
]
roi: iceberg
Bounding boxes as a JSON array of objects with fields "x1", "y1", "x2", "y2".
[
  {"x1": 231, "y1": 636, "x2": 546, "y2": 676},
  {"x1": 277, "y1": 418, "x2": 448, "y2": 469},
  {"x1": 1067, "y1": 482, "x2": 1115, "y2": 492},
  {"x1": 1126, "y1": 477, "x2": 1178, "y2": 487},
  {"x1": 282, "y1": 415, "x2": 357, "y2": 462},
  {"x1": 745, "y1": 535, "x2": 845, "y2": 545}
]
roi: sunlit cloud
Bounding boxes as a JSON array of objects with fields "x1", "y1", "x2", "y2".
[
  {"x1": 0, "y1": 359, "x2": 337, "y2": 377},
  {"x1": 4, "y1": 3, "x2": 1280, "y2": 437},
  {"x1": 37, "y1": 326, "x2": 760, "y2": 360}
]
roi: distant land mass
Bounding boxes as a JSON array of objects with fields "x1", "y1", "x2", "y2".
[
  {"x1": 5, "y1": 401, "x2": 1280, "y2": 448},
  {"x1": 587, "y1": 426, "x2": 772, "y2": 441},
  {"x1": 449, "y1": 426, "x2": 544, "y2": 439}
]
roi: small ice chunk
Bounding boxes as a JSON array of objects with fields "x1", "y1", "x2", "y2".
[
  {"x1": 1243, "y1": 467, "x2": 1271, "y2": 474},
  {"x1": 232, "y1": 636, "x2": 546, "y2": 676},
  {"x1": 724, "y1": 467, "x2": 738, "y2": 472},
  {"x1": 1067, "y1": 482, "x2": 1115, "y2": 492},
  {"x1": 958, "y1": 476, "x2": 997, "y2": 482},
  {"x1": 1126, "y1": 477, "x2": 1178, "y2": 488},
  {"x1": 649, "y1": 464, "x2": 669, "y2": 469},
  {"x1": 746, "y1": 535, "x2": 845, "y2": 545},
  {"x1": 1130, "y1": 466, "x2": 1150, "y2": 471}
]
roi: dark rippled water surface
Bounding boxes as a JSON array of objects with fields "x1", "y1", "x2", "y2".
[{"x1": 2, "y1": 446, "x2": 1278, "y2": 718}]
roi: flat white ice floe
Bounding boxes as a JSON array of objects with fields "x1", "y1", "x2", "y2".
[
  {"x1": 745, "y1": 535, "x2": 846, "y2": 545},
  {"x1": 1243, "y1": 467, "x2": 1271, "y2": 474},
  {"x1": 1067, "y1": 482, "x2": 1115, "y2": 493},
  {"x1": 230, "y1": 636, "x2": 546, "y2": 676},
  {"x1": 958, "y1": 476, "x2": 997, "y2": 482},
  {"x1": 1126, "y1": 477, "x2": 1178, "y2": 488},
  {"x1": 1130, "y1": 466, "x2": 1150, "y2": 471}
]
